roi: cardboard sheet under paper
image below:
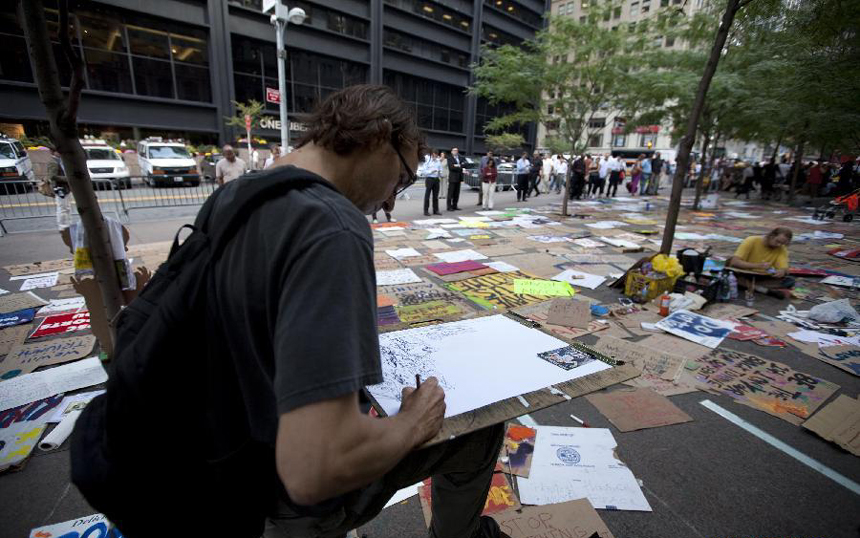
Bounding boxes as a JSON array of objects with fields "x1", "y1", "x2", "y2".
[
  {"x1": 817, "y1": 345, "x2": 860, "y2": 377},
  {"x1": 591, "y1": 336, "x2": 685, "y2": 381},
  {"x1": 491, "y1": 499, "x2": 615, "y2": 538},
  {"x1": 517, "y1": 426, "x2": 652, "y2": 511},
  {"x1": 369, "y1": 316, "x2": 610, "y2": 418},
  {"x1": 801, "y1": 395, "x2": 860, "y2": 456},
  {"x1": 692, "y1": 349, "x2": 840, "y2": 425},
  {"x1": 0, "y1": 292, "x2": 48, "y2": 315},
  {"x1": 1, "y1": 335, "x2": 98, "y2": 379},
  {"x1": 395, "y1": 301, "x2": 461, "y2": 324},
  {"x1": 513, "y1": 301, "x2": 609, "y2": 341},
  {"x1": 586, "y1": 387, "x2": 693, "y2": 432}
]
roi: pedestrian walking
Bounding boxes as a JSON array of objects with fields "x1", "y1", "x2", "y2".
[
  {"x1": 423, "y1": 149, "x2": 443, "y2": 216},
  {"x1": 552, "y1": 155, "x2": 568, "y2": 194},
  {"x1": 528, "y1": 152, "x2": 543, "y2": 197},
  {"x1": 541, "y1": 152, "x2": 553, "y2": 194},
  {"x1": 647, "y1": 152, "x2": 662, "y2": 195},
  {"x1": 571, "y1": 155, "x2": 586, "y2": 199},
  {"x1": 263, "y1": 144, "x2": 281, "y2": 169},
  {"x1": 439, "y1": 151, "x2": 449, "y2": 200},
  {"x1": 446, "y1": 147, "x2": 463, "y2": 210},
  {"x1": 516, "y1": 152, "x2": 531, "y2": 201},
  {"x1": 478, "y1": 151, "x2": 497, "y2": 207},
  {"x1": 607, "y1": 156, "x2": 622, "y2": 197},
  {"x1": 594, "y1": 154, "x2": 609, "y2": 197},
  {"x1": 215, "y1": 145, "x2": 247, "y2": 185},
  {"x1": 481, "y1": 156, "x2": 498, "y2": 210},
  {"x1": 639, "y1": 153, "x2": 652, "y2": 195}
]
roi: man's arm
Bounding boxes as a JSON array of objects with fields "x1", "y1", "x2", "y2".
[
  {"x1": 276, "y1": 380, "x2": 445, "y2": 506},
  {"x1": 215, "y1": 162, "x2": 224, "y2": 186}
]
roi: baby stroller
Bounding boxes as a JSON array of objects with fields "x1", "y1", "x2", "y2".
[{"x1": 813, "y1": 187, "x2": 859, "y2": 222}]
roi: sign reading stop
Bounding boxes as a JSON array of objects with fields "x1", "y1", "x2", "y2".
[{"x1": 266, "y1": 87, "x2": 281, "y2": 104}]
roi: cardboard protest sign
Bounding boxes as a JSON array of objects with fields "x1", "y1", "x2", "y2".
[
  {"x1": 29, "y1": 513, "x2": 122, "y2": 538},
  {"x1": 395, "y1": 301, "x2": 461, "y2": 324},
  {"x1": 0, "y1": 325, "x2": 31, "y2": 356},
  {"x1": 449, "y1": 271, "x2": 551, "y2": 310},
  {"x1": 513, "y1": 301, "x2": 609, "y2": 341},
  {"x1": 655, "y1": 310, "x2": 734, "y2": 349},
  {"x1": 701, "y1": 303, "x2": 758, "y2": 320},
  {"x1": 383, "y1": 281, "x2": 464, "y2": 307},
  {"x1": 818, "y1": 345, "x2": 860, "y2": 377},
  {"x1": 28, "y1": 311, "x2": 91, "y2": 339},
  {"x1": 514, "y1": 279, "x2": 574, "y2": 297},
  {"x1": 491, "y1": 499, "x2": 614, "y2": 538},
  {"x1": 546, "y1": 299, "x2": 591, "y2": 329},
  {"x1": 37, "y1": 296, "x2": 87, "y2": 316},
  {"x1": 591, "y1": 335, "x2": 686, "y2": 380},
  {"x1": 692, "y1": 349, "x2": 840, "y2": 425},
  {"x1": 13, "y1": 272, "x2": 59, "y2": 291},
  {"x1": 419, "y1": 473, "x2": 520, "y2": 526},
  {"x1": 0, "y1": 395, "x2": 64, "y2": 429},
  {"x1": 1, "y1": 335, "x2": 97, "y2": 379},
  {"x1": 0, "y1": 308, "x2": 35, "y2": 329},
  {"x1": 586, "y1": 387, "x2": 693, "y2": 432},
  {"x1": 0, "y1": 292, "x2": 48, "y2": 315},
  {"x1": 499, "y1": 424, "x2": 536, "y2": 477},
  {"x1": 426, "y1": 260, "x2": 487, "y2": 276},
  {"x1": 802, "y1": 395, "x2": 860, "y2": 457}
]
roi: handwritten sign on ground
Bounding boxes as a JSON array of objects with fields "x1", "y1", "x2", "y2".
[
  {"x1": 491, "y1": 499, "x2": 615, "y2": 538},
  {"x1": 655, "y1": 310, "x2": 734, "y2": 349},
  {"x1": 513, "y1": 301, "x2": 609, "y2": 341},
  {"x1": 0, "y1": 357, "x2": 107, "y2": 412},
  {"x1": 376, "y1": 268, "x2": 422, "y2": 286},
  {"x1": 0, "y1": 292, "x2": 48, "y2": 315},
  {"x1": 1, "y1": 335, "x2": 97, "y2": 379},
  {"x1": 702, "y1": 303, "x2": 758, "y2": 320},
  {"x1": 586, "y1": 387, "x2": 693, "y2": 432},
  {"x1": 383, "y1": 281, "x2": 463, "y2": 307},
  {"x1": 591, "y1": 335, "x2": 686, "y2": 380},
  {"x1": 15, "y1": 272, "x2": 59, "y2": 291},
  {"x1": 449, "y1": 271, "x2": 550, "y2": 310},
  {"x1": 547, "y1": 299, "x2": 591, "y2": 329},
  {"x1": 514, "y1": 279, "x2": 574, "y2": 297},
  {"x1": 37, "y1": 296, "x2": 87, "y2": 316},
  {"x1": 0, "y1": 308, "x2": 35, "y2": 329},
  {"x1": 0, "y1": 325, "x2": 31, "y2": 356},
  {"x1": 692, "y1": 348, "x2": 840, "y2": 425},
  {"x1": 802, "y1": 395, "x2": 860, "y2": 456},
  {"x1": 29, "y1": 311, "x2": 91, "y2": 339},
  {"x1": 395, "y1": 301, "x2": 461, "y2": 324},
  {"x1": 818, "y1": 345, "x2": 860, "y2": 377}
]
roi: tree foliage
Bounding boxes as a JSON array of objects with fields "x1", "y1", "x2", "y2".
[
  {"x1": 224, "y1": 99, "x2": 266, "y2": 130},
  {"x1": 486, "y1": 132, "x2": 526, "y2": 154}
]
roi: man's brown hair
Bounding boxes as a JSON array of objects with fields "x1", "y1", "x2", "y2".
[
  {"x1": 767, "y1": 227, "x2": 793, "y2": 240},
  {"x1": 296, "y1": 84, "x2": 426, "y2": 157}
]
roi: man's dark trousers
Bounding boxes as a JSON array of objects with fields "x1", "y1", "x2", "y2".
[
  {"x1": 424, "y1": 177, "x2": 440, "y2": 214},
  {"x1": 447, "y1": 180, "x2": 461, "y2": 210},
  {"x1": 516, "y1": 174, "x2": 529, "y2": 201}
]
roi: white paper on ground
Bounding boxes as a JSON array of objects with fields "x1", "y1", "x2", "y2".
[
  {"x1": 552, "y1": 270, "x2": 606, "y2": 290},
  {"x1": 369, "y1": 316, "x2": 609, "y2": 418},
  {"x1": 433, "y1": 249, "x2": 488, "y2": 263},
  {"x1": 46, "y1": 390, "x2": 104, "y2": 423},
  {"x1": 0, "y1": 357, "x2": 107, "y2": 412},
  {"x1": 476, "y1": 211, "x2": 506, "y2": 216},
  {"x1": 383, "y1": 482, "x2": 422, "y2": 509},
  {"x1": 518, "y1": 426, "x2": 652, "y2": 511},
  {"x1": 18, "y1": 273, "x2": 60, "y2": 291},
  {"x1": 426, "y1": 228, "x2": 452, "y2": 239},
  {"x1": 820, "y1": 276, "x2": 859, "y2": 288},
  {"x1": 414, "y1": 218, "x2": 458, "y2": 225},
  {"x1": 39, "y1": 409, "x2": 81, "y2": 451},
  {"x1": 37, "y1": 297, "x2": 87, "y2": 316},
  {"x1": 378, "y1": 228, "x2": 406, "y2": 237},
  {"x1": 376, "y1": 269, "x2": 423, "y2": 286},
  {"x1": 9, "y1": 271, "x2": 60, "y2": 281},
  {"x1": 787, "y1": 330, "x2": 860, "y2": 348},
  {"x1": 486, "y1": 261, "x2": 519, "y2": 273},
  {"x1": 385, "y1": 248, "x2": 422, "y2": 260},
  {"x1": 0, "y1": 288, "x2": 9, "y2": 296},
  {"x1": 585, "y1": 221, "x2": 626, "y2": 229},
  {"x1": 600, "y1": 237, "x2": 641, "y2": 249},
  {"x1": 573, "y1": 238, "x2": 605, "y2": 249}
]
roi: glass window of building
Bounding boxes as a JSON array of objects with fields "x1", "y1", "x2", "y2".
[
  {"x1": 661, "y1": 0, "x2": 669, "y2": 5},
  {"x1": 639, "y1": 133, "x2": 657, "y2": 147},
  {"x1": 384, "y1": 29, "x2": 470, "y2": 68},
  {"x1": 0, "y1": 12, "x2": 33, "y2": 83},
  {"x1": 485, "y1": 0, "x2": 543, "y2": 28},
  {"x1": 642, "y1": 0, "x2": 651, "y2": 13},
  {"x1": 612, "y1": 134, "x2": 627, "y2": 147},
  {"x1": 384, "y1": 71, "x2": 465, "y2": 133},
  {"x1": 127, "y1": 25, "x2": 170, "y2": 59},
  {"x1": 79, "y1": 13, "x2": 126, "y2": 52},
  {"x1": 581, "y1": 0, "x2": 589, "y2": 9},
  {"x1": 385, "y1": 0, "x2": 472, "y2": 33},
  {"x1": 85, "y1": 49, "x2": 133, "y2": 93},
  {"x1": 589, "y1": 133, "x2": 603, "y2": 147},
  {"x1": 132, "y1": 56, "x2": 174, "y2": 98},
  {"x1": 613, "y1": 6, "x2": 621, "y2": 18},
  {"x1": 630, "y1": 2, "x2": 639, "y2": 16}
]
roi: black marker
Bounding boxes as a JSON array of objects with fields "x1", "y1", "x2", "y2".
[{"x1": 416, "y1": 374, "x2": 421, "y2": 388}]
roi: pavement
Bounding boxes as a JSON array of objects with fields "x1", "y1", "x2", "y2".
[{"x1": 1, "y1": 182, "x2": 859, "y2": 538}]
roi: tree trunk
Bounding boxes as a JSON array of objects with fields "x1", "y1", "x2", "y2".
[
  {"x1": 20, "y1": 0, "x2": 124, "y2": 351},
  {"x1": 692, "y1": 128, "x2": 712, "y2": 210},
  {"x1": 789, "y1": 138, "x2": 805, "y2": 203},
  {"x1": 661, "y1": 0, "x2": 743, "y2": 255},
  {"x1": 560, "y1": 135, "x2": 580, "y2": 216}
]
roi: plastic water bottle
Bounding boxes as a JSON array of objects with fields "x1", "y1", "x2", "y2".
[{"x1": 728, "y1": 273, "x2": 738, "y2": 299}]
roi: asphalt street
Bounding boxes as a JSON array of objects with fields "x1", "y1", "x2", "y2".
[{"x1": 1, "y1": 184, "x2": 858, "y2": 538}]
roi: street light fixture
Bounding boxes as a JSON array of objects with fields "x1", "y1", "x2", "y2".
[{"x1": 263, "y1": 1, "x2": 305, "y2": 153}]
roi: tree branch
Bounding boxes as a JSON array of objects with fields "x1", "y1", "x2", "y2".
[{"x1": 59, "y1": 0, "x2": 84, "y2": 124}]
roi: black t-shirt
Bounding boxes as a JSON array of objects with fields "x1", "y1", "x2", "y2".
[{"x1": 206, "y1": 166, "x2": 382, "y2": 456}]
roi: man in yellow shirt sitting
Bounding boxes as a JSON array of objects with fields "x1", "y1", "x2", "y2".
[{"x1": 728, "y1": 227, "x2": 795, "y2": 298}]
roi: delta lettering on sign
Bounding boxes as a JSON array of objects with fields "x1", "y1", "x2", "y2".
[{"x1": 29, "y1": 311, "x2": 91, "y2": 339}]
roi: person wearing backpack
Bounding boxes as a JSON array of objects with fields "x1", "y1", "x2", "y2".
[{"x1": 71, "y1": 85, "x2": 507, "y2": 538}]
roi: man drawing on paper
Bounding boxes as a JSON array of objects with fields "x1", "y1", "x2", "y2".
[{"x1": 207, "y1": 86, "x2": 505, "y2": 538}]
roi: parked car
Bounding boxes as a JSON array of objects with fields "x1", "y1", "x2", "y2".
[
  {"x1": 463, "y1": 158, "x2": 515, "y2": 191},
  {"x1": 137, "y1": 137, "x2": 200, "y2": 187},
  {"x1": 82, "y1": 140, "x2": 131, "y2": 189},
  {"x1": 0, "y1": 135, "x2": 35, "y2": 194}
]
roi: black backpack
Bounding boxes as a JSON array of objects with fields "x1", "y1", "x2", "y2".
[{"x1": 70, "y1": 169, "x2": 335, "y2": 537}]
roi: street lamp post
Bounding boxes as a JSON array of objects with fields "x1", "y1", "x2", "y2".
[{"x1": 264, "y1": 1, "x2": 305, "y2": 153}]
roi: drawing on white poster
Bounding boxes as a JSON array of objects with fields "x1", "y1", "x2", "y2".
[{"x1": 368, "y1": 315, "x2": 610, "y2": 418}]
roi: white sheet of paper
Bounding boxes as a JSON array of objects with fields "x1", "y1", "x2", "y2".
[
  {"x1": 383, "y1": 482, "x2": 421, "y2": 509},
  {"x1": 38, "y1": 297, "x2": 87, "y2": 316},
  {"x1": 0, "y1": 357, "x2": 107, "y2": 412},
  {"x1": 376, "y1": 269, "x2": 423, "y2": 286},
  {"x1": 368, "y1": 316, "x2": 610, "y2": 418},
  {"x1": 18, "y1": 273, "x2": 60, "y2": 291},
  {"x1": 46, "y1": 390, "x2": 105, "y2": 423},
  {"x1": 414, "y1": 218, "x2": 458, "y2": 225},
  {"x1": 433, "y1": 249, "x2": 488, "y2": 263},
  {"x1": 787, "y1": 330, "x2": 860, "y2": 348},
  {"x1": 486, "y1": 261, "x2": 519, "y2": 273},
  {"x1": 600, "y1": 237, "x2": 640, "y2": 249},
  {"x1": 426, "y1": 228, "x2": 452, "y2": 239},
  {"x1": 378, "y1": 228, "x2": 406, "y2": 237},
  {"x1": 385, "y1": 248, "x2": 422, "y2": 260},
  {"x1": 9, "y1": 271, "x2": 60, "y2": 281},
  {"x1": 585, "y1": 221, "x2": 626, "y2": 229},
  {"x1": 553, "y1": 270, "x2": 606, "y2": 290},
  {"x1": 518, "y1": 426, "x2": 652, "y2": 511},
  {"x1": 572, "y1": 238, "x2": 605, "y2": 249},
  {"x1": 0, "y1": 288, "x2": 9, "y2": 296},
  {"x1": 476, "y1": 211, "x2": 506, "y2": 216},
  {"x1": 820, "y1": 275, "x2": 858, "y2": 288}
]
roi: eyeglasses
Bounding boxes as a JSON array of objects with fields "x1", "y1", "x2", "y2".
[{"x1": 392, "y1": 144, "x2": 417, "y2": 197}]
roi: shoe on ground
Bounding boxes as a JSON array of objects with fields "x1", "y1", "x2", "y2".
[
  {"x1": 372, "y1": 219, "x2": 378, "y2": 223},
  {"x1": 389, "y1": 217, "x2": 397, "y2": 222},
  {"x1": 472, "y1": 515, "x2": 512, "y2": 538},
  {"x1": 424, "y1": 211, "x2": 431, "y2": 216},
  {"x1": 433, "y1": 211, "x2": 442, "y2": 215}
]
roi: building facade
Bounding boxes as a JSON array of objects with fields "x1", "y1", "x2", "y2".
[{"x1": 0, "y1": 0, "x2": 545, "y2": 154}]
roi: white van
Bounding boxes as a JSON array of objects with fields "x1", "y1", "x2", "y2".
[
  {"x1": 136, "y1": 137, "x2": 200, "y2": 187},
  {"x1": 0, "y1": 135, "x2": 35, "y2": 193},
  {"x1": 81, "y1": 139, "x2": 131, "y2": 189}
]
